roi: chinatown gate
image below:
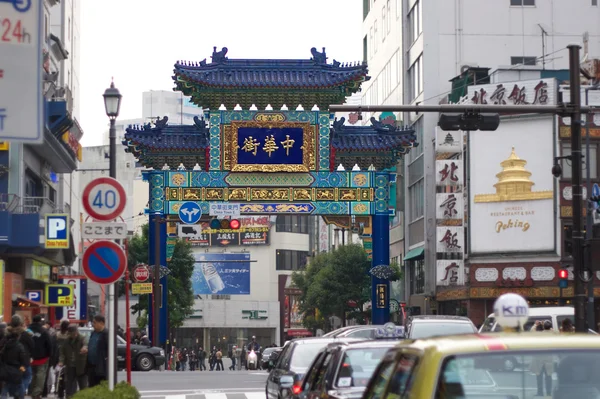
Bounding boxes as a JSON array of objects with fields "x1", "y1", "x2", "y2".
[{"x1": 122, "y1": 47, "x2": 418, "y2": 345}]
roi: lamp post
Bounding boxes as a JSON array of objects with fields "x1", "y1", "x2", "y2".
[{"x1": 103, "y1": 79, "x2": 122, "y2": 389}]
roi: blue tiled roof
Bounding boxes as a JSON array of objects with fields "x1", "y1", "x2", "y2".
[
  {"x1": 172, "y1": 47, "x2": 369, "y2": 109},
  {"x1": 331, "y1": 117, "x2": 418, "y2": 152}
]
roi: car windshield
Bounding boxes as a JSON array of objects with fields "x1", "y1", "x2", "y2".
[
  {"x1": 336, "y1": 347, "x2": 389, "y2": 388},
  {"x1": 410, "y1": 322, "x2": 475, "y2": 339},
  {"x1": 479, "y1": 316, "x2": 496, "y2": 332},
  {"x1": 290, "y1": 342, "x2": 329, "y2": 370},
  {"x1": 436, "y1": 350, "x2": 600, "y2": 399}
]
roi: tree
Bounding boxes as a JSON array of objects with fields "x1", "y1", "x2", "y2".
[
  {"x1": 128, "y1": 223, "x2": 195, "y2": 329},
  {"x1": 292, "y1": 245, "x2": 404, "y2": 330}
]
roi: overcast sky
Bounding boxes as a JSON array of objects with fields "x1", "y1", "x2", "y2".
[{"x1": 79, "y1": 0, "x2": 363, "y2": 147}]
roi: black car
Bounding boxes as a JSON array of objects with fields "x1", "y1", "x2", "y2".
[
  {"x1": 79, "y1": 328, "x2": 166, "y2": 371},
  {"x1": 298, "y1": 340, "x2": 400, "y2": 399},
  {"x1": 266, "y1": 337, "x2": 361, "y2": 399},
  {"x1": 262, "y1": 347, "x2": 282, "y2": 371}
]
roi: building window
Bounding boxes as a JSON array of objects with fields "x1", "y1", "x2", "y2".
[
  {"x1": 408, "y1": 118, "x2": 424, "y2": 163},
  {"x1": 409, "y1": 178, "x2": 424, "y2": 222},
  {"x1": 374, "y1": 19, "x2": 378, "y2": 53},
  {"x1": 276, "y1": 250, "x2": 309, "y2": 271},
  {"x1": 410, "y1": 259, "x2": 425, "y2": 294},
  {"x1": 363, "y1": 35, "x2": 368, "y2": 62},
  {"x1": 561, "y1": 144, "x2": 598, "y2": 179},
  {"x1": 510, "y1": 0, "x2": 535, "y2": 5},
  {"x1": 407, "y1": 0, "x2": 421, "y2": 45},
  {"x1": 276, "y1": 215, "x2": 309, "y2": 234},
  {"x1": 594, "y1": 0, "x2": 598, "y2": 5},
  {"x1": 386, "y1": 0, "x2": 391, "y2": 33},
  {"x1": 363, "y1": 0, "x2": 370, "y2": 20},
  {"x1": 408, "y1": 55, "x2": 423, "y2": 102},
  {"x1": 382, "y1": 7, "x2": 386, "y2": 42},
  {"x1": 510, "y1": 56, "x2": 537, "y2": 66},
  {"x1": 369, "y1": 27, "x2": 374, "y2": 59}
]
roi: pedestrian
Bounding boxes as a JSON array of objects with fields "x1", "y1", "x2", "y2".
[
  {"x1": 198, "y1": 347, "x2": 206, "y2": 371},
  {"x1": 241, "y1": 348, "x2": 247, "y2": 370},
  {"x1": 560, "y1": 318, "x2": 575, "y2": 333},
  {"x1": 530, "y1": 320, "x2": 554, "y2": 396},
  {"x1": 19, "y1": 316, "x2": 35, "y2": 398},
  {"x1": 54, "y1": 320, "x2": 70, "y2": 399},
  {"x1": 176, "y1": 349, "x2": 182, "y2": 371},
  {"x1": 29, "y1": 315, "x2": 53, "y2": 399},
  {"x1": 86, "y1": 315, "x2": 108, "y2": 387},
  {"x1": 42, "y1": 320, "x2": 57, "y2": 398},
  {"x1": 0, "y1": 315, "x2": 30, "y2": 399},
  {"x1": 58, "y1": 325, "x2": 88, "y2": 398},
  {"x1": 216, "y1": 348, "x2": 224, "y2": 371},
  {"x1": 139, "y1": 331, "x2": 150, "y2": 346},
  {"x1": 209, "y1": 347, "x2": 216, "y2": 371},
  {"x1": 229, "y1": 346, "x2": 237, "y2": 370}
]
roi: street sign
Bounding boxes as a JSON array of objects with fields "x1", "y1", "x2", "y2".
[
  {"x1": 178, "y1": 223, "x2": 205, "y2": 240},
  {"x1": 178, "y1": 201, "x2": 202, "y2": 224},
  {"x1": 44, "y1": 214, "x2": 70, "y2": 249},
  {"x1": 0, "y1": 0, "x2": 43, "y2": 143},
  {"x1": 25, "y1": 290, "x2": 42, "y2": 303},
  {"x1": 82, "y1": 177, "x2": 127, "y2": 222},
  {"x1": 209, "y1": 203, "x2": 241, "y2": 217},
  {"x1": 133, "y1": 265, "x2": 150, "y2": 283},
  {"x1": 132, "y1": 283, "x2": 153, "y2": 295},
  {"x1": 82, "y1": 240, "x2": 127, "y2": 284},
  {"x1": 45, "y1": 284, "x2": 74, "y2": 307},
  {"x1": 82, "y1": 222, "x2": 128, "y2": 240}
]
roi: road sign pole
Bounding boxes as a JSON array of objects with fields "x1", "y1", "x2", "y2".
[
  {"x1": 125, "y1": 267, "x2": 132, "y2": 385},
  {"x1": 153, "y1": 213, "x2": 162, "y2": 348},
  {"x1": 108, "y1": 281, "x2": 115, "y2": 391}
]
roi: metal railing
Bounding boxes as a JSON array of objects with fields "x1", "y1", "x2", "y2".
[
  {"x1": 0, "y1": 194, "x2": 20, "y2": 212},
  {"x1": 22, "y1": 196, "x2": 57, "y2": 215}
]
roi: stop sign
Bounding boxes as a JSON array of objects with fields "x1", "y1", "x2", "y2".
[{"x1": 134, "y1": 265, "x2": 150, "y2": 282}]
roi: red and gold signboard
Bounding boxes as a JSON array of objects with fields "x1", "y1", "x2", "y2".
[{"x1": 61, "y1": 132, "x2": 82, "y2": 161}]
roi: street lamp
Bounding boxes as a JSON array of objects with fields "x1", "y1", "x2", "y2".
[{"x1": 103, "y1": 79, "x2": 122, "y2": 390}]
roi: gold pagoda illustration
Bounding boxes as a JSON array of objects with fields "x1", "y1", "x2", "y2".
[{"x1": 474, "y1": 147, "x2": 553, "y2": 203}]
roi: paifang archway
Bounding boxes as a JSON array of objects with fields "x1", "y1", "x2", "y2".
[{"x1": 122, "y1": 47, "x2": 418, "y2": 345}]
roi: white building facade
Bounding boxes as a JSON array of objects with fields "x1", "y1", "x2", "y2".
[{"x1": 360, "y1": 0, "x2": 600, "y2": 315}]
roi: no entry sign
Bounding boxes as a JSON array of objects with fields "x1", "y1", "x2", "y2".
[
  {"x1": 82, "y1": 177, "x2": 126, "y2": 221},
  {"x1": 133, "y1": 265, "x2": 150, "y2": 283},
  {"x1": 82, "y1": 240, "x2": 126, "y2": 285}
]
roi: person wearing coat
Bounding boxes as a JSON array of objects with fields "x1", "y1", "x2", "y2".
[
  {"x1": 86, "y1": 315, "x2": 108, "y2": 387},
  {"x1": 529, "y1": 320, "x2": 554, "y2": 396},
  {"x1": 0, "y1": 317, "x2": 29, "y2": 399},
  {"x1": 58, "y1": 325, "x2": 88, "y2": 398}
]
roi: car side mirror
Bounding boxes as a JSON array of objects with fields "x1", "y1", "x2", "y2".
[{"x1": 270, "y1": 352, "x2": 280, "y2": 361}]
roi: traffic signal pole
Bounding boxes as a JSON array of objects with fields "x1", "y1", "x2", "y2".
[{"x1": 329, "y1": 44, "x2": 589, "y2": 332}]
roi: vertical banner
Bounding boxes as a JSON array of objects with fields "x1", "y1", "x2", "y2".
[
  {"x1": 318, "y1": 216, "x2": 330, "y2": 253},
  {"x1": 435, "y1": 127, "x2": 466, "y2": 291},
  {"x1": 55, "y1": 276, "x2": 88, "y2": 323}
]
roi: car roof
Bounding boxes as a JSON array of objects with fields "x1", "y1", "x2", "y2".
[
  {"x1": 409, "y1": 315, "x2": 472, "y2": 323},
  {"x1": 290, "y1": 337, "x2": 362, "y2": 344},
  {"x1": 486, "y1": 307, "x2": 574, "y2": 318},
  {"x1": 396, "y1": 333, "x2": 600, "y2": 356}
]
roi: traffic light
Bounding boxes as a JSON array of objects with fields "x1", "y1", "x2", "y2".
[
  {"x1": 438, "y1": 113, "x2": 500, "y2": 131},
  {"x1": 209, "y1": 218, "x2": 241, "y2": 230},
  {"x1": 558, "y1": 268, "x2": 568, "y2": 289}
]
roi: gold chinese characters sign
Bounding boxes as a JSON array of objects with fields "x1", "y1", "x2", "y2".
[
  {"x1": 166, "y1": 187, "x2": 373, "y2": 203},
  {"x1": 223, "y1": 121, "x2": 316, "y2": 172}
]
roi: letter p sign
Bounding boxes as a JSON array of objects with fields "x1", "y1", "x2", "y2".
[
  {"x1": 48, "y1": 217, "x2": 66, "y2": 239},
  {"x1": 44, "y1": 215, "x2": 69, "y2": 249}
]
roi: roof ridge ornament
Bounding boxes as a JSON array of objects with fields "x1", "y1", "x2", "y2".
[
  {"x1": 193, "y1": 115, "x2": 207, "y2": 130},
  {"x1": 370, "y1": 116, "x2": 397, "y2": 133},
  {"x1": 155, "y1": 116, "x2": 168, "y2": 128},
  {"x1": 211, "y1": 46, "x2": 228, "y2": 63},
  {"x1": 311, "y1": 47, "x2": 327, "y2": 65}
]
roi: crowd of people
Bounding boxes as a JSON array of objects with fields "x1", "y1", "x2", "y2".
[
  {"x1": 168, "y1": 336, "x2": 278, "y2": 372},
  {"x1": 0, "y1": 314, "x2": 109, "y2": 399}
]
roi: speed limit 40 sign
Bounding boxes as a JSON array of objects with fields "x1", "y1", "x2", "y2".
[{"x1": 82, "y1": 177, "x2": 126, "y2": 221}]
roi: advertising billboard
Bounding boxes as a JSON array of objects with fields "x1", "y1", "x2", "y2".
[
  {"x1": 192, "y1": 253, "x2": 251, "y2": 295},
  {"x1": 468, "y1": 116, "x2": 556, "y2": 254}
]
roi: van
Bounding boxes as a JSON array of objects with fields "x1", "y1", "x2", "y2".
[{"x1": 479, "y1": 306, "x2": 574, "y2": 333}]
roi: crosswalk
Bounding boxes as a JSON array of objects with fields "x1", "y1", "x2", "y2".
[{"x1": 139, "y1": 389, "x2": 267, "y2": 399}]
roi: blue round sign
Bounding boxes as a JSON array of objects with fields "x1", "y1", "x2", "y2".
[{"x1": 178, "y1": 201, "x2": 202, "y2": 225}]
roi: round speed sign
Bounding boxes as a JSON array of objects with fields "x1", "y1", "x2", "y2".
[
  {"x1": 134, "y1": 265, "x2": 150, "y2": 283},
  {"x1": 82, "y1": 177, "x2": 127, "y2": 221}
]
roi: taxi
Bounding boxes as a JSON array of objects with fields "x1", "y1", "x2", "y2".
[
  {"x1": 361, "y1": 294, "x2": 600, "y2": 399},
  {"x1": 296, "y1": 323, "x2": 405, "y2": 399}
]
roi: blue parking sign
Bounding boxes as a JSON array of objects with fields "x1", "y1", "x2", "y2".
[{"x1": 45, "y1": 214, "x2": 69, "y2": 249}]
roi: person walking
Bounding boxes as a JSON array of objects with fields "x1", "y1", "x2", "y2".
[
  {"x1": 86, "y1": 315, "x2": 108, "y2": 388},
  {"x1": 42, "y1": 320, "x2": 57, "y2": 398},
  {"x1": 198, "y1": 347, "x2": 206, "y2": 371},
  {"x1": 58, "y1": 325, "x2": 88, "y2": 398},
  {"x1": 0, "y1": 316, "x2": 30, "y2": 399},
  {"x1": 216, "y1": 348, "x2": 224, "y2": 371},
  {"x1": 54, "y1": 320, "x2": 70, "y2": 399},
  {"x1": 28, "y1": 315, "x2": 53, "y2": 399}
]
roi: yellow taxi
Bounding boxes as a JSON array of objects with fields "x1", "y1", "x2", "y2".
[{"x1": 362, "y1": 294, "x2": 600, "y2": 399}]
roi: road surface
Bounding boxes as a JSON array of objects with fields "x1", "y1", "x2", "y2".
[{"x1": 119, "y1": 370, "x2": 269, "y2": 399}]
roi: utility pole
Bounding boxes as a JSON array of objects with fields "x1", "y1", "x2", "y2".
[
  {"x1": 568, "y1": 44, "x2": 587, "y2": 333},
  {"x1": 329, "y1": 44, "x2": 591, "y2": 332}
]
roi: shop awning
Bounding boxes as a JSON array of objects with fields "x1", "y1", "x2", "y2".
[
  {"x1": 403, "y1": 247, "x2": 424, "y2": 262},
  {"x1": 12, "y1": 295, "x2": 41, "y2": 308}
]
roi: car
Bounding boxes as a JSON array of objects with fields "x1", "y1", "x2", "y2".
[
  {"x1": 296, "y1": 325, "x2": 405, "y2": 399},
  {"x1": 79, "y1": 327, "x2": 166, "y2": 372},
  {"x1": 262, "y1": 347, "x2": 282, "y2": 371},
  {"x1": 322, "y1": 325, "x2": 403, "y2": 340},
  {"x1": 361, "y1": 332, "x2": 600, "y2": 398},
  {"x1": 266, "y1": 337, "x2": 362, "y2": 399},
  {"x1": 405, "y1": 315, "x2": 477, "y2": 339}
]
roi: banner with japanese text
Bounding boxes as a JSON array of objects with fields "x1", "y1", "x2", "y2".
[{"x1": 192, "y1": 252, "x2": 251, "y2": 295}]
